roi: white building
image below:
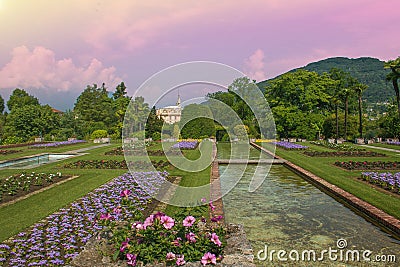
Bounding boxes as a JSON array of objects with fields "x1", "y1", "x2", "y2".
[{"x1": 156, "y1": 95, "x2": 182, "y2": 124}]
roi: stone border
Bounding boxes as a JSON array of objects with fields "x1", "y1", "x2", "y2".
[
  {"x1": 210, "y1": 141, "x2": 225, "y2": 224},
  {"x1": 251, "y1": 142, "x2": 400, "y2": 237},
  {"x1": 0, "y1": 175, "x2": 79, "y2": 208}
]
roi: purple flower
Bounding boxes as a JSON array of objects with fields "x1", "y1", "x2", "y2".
[
  {"x1": 120, "y1": 238, "x2": 130, "y2": 252},
  {"x1": 183, "y1": 216, "x2": 196, "y2": 227},
  {"x1": 201, "y1": 197, "x2": 207, "y2": 203},
  {"x1": 176, "y1": 255, "x2": 186, "y2": 266},
  {"x1": 209, "y1": 202, "x2": 216, "y2": 211},
  {"x1": 210, "y1": 233, "x2": 222, "y2": 247},
  {"x1": 99, "y1": 213, "x2": 112, "y2": 220},
  {"x1": 211, "y1": 215, "x2": 223, "y2": 222},
  {"x1": 160, "y1": 215, "x2": 174, "y2": 229},
  {"x1": 126, "y1": 253, "x2": 137, "y2": 266},
  {"x1": 201, "y1": 252, "x2": 217, "y2": 265}
]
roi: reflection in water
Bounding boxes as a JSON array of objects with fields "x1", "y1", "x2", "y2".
[{"x1": 218, "y1": 144, "x2": 399, "y2": 266}]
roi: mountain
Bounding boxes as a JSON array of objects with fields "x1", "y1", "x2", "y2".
[{"x1": 257, "y1": 57, "x2": 394, "y2": 103}]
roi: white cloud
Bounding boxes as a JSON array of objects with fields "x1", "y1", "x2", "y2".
[
  {"x1": 243, "y1": 49, "x2": 267, "y2": 82},
  {"x1": 0, "y1": 46, "x2": 122, "y2": 91}
]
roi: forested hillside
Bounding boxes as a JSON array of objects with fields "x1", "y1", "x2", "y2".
[{"x1": 258, "y1": 57, "x2": 393, "y2": 104}]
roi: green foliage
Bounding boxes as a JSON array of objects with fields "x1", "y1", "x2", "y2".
[
  {"x1": 233, "y1": 124, "x2": 248, "y2": 140},
  {"x1": 322, "y1": 114, "x2": 358, "y2": 139},
  {"x1": 264, "y1": 70, "x2": 334, "y2": 139},
  {"x1": 0, "y1": 94, "x2": 4, "y2": 114},
  {"x1": 378, "y1": 102, "x2": 400, "y2": 138},
  {"x1": 180, "y1": 104, "x2": 215, "y2": 139},
  {"x1": 4, "y1": 104, "x2": 60, "y2": 141},
  {"x1": 6, "y1": 88, "x2": 40, "y2": 112},
  {"x1": 74, "y1": 84, "x2": 115, "y2": 127},
  {"x1": 152, "y1": 132, "x2": 161, "y2": 141},
  {"x1": 145, "y1": 106, "x2": 163, "y2": 139},
  {"x1": 2, "y1": 136, "x2": 24, "y2": 145},
  {"x1": 91, "y1": 129, "x2": 108, "y2": 139}
]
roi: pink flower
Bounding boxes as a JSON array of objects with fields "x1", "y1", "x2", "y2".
[
  {"x1": 166, "y1": 252, "x2": 176, "y2": 261},
  {"x1": 120, "y1": 189, "x2": 131, "y2": 198},
  {"x1": 185, "y1": 232, "x2": 197, "y2": 243},
  {"x1": 209, "y1": 202, "x2": 216, "y2": 211},
  {"x1": 176, "y1": 255, "x2": 186, "y2": 266},
  {"x1": 100, "y1": 213, "x2": 112, "y2": 220},
  {"x1": 160, "y1": 215, "x2": 175, "y2": 229},
  {"x1": 201, "y1": 197, "x2": 207, "y2": 203},
  {"x1": 172, "y1": 237, "x2": 182, "y2": 247},
  {"x1": 201, "y1": 252, "x2": 217, "y2": 265},
  {"x1": 133, "y1": 222, "x2": 145, "y2": 230},
  {"x1": 113, "y1": 206, "x2": 122, "y2": 214},
  {"x1": 120, "y1": 238, "x2": 130, "y2": 252},
  {"x1": 143, "y1": 214, "x2": 154, "y2": 228},
  {"x1": 183, "y1": 216, "x2": 196, "y2": 227},
  {"x1": 126, "y1": 253, "x2": 137, "y2": 266},
  {"x1": 210, "y1": 233, "x2": 222, "y2": 247}
]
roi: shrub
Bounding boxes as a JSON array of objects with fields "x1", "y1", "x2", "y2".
[{"x1": 91, "y1": 129, "x2": 108, "y2": 139}]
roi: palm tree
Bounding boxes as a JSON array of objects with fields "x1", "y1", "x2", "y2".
[
  {"x1": 340, "y1": 88, "x2": 353, "y2": 140},
  {"x1": 330, "y1": 96, "x2": 341, "y2": 140},
  {"x1": 353, "y1": 83, "x2": 368, "y2": 138},
  {"x1": 384, "y1": 57, "x2": 400, "y2": 117}
]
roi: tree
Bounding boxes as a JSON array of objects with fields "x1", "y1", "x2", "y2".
[
  {"x1": 4, "y1": 104, "x2": 60, "y2": 141},
  {"x1": 180, "y1": 104, "x2": 215, "y2": 138},
  {"x1": 145, "y1": 106, "x2": 163, "y2": 139},
  {"x1": 0, "y1": 94, "x2": 4, "y2": 114},
  {"x1": 74, "y1": 84, "x2": 115, "y2": 129},
  {"x1": 113, "y1": 82, "x2": 128, "y2": 100},
  {"x1": 353, "y1": 83, "x2": 368, "y2": 138},
  {"x1": 329, "y1": 96, "x2": 341, "y2": 139},
  {"x1": 7, "y1": 88, "x2": 39, "y2": 111},
  {"x1": 328, "y1": 68, "x2": 358, "y2": 140},
  {"x1": 384, "y1": 57, "x2": 400, "y2": 116}
]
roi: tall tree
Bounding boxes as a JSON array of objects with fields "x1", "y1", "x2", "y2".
[
  {"x1": 145, "y1": 106, "x2": 163, "y2": 139},
  {"x1": 4, "y1": 104, "x2": 60, "y2": 141},
  {"x1": 7, "y1": 88, "x2": 39, "y2": 111},
  {"x1": 384, "y1": 57, "x2": 400, "y2": 117},
  {"x1": 329, "y1": 96, "x2": 341, "y2": 140},
  {"x1": 353, "y1": 83, "x2": 368, "y2": 138},
  {"x1": 74, "y1": 84, "x2": 114, "y2": 127},
  {"x1": 113, "y1": 82, "x2": 127, "y2": 100},
  {"x1": 0, "y1": 94, "x2": 4, "y2": 114}
]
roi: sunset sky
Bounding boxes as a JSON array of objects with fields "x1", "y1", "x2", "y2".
[{"x1": 0, "y1": 0, "x2": 399, "y2": 110}]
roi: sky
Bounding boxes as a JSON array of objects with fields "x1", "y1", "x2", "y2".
[{"x1": 0, "y1": 0, "x2": 399, "y2": 111}]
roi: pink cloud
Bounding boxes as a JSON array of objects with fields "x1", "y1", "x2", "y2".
[
  {"x1": 0, "y1": 46, "x2": 121, "y2": 91},
  {"x1": 243, "y1": 49, "x2": 267, "y2": 82}
]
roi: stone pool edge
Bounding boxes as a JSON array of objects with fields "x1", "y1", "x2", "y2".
[{"x1": 250, "y1": 142, "x2": 400, "y2": 237}]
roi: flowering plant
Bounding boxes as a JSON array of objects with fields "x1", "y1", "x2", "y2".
[{"x1": 105, "y1": 205, "x2": 226, "y2": 266}]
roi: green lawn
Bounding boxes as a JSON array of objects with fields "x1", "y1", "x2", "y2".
[
  {"x1": 0, "y1": 142, "x2": 99, "y2": 161},
  {"x1": 0, "y1": 140, "x2": 214, "y2": 241},
  {"x1": 259, "y1": 142, "x2": 400, "y2": 219},
  {"x1": 0, "y1": 142, "x2": 126, "y2": 242}
]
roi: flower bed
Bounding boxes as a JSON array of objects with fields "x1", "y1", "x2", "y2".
[
  {"x1": 30, "y1": 140, "x2": 86, "y2": 148},
  {"x1": 106, "y1": 147, "x2": 181, "y2": 156},
  {"x1": 0, "y1": 149, "x2": 22, "y2": 155},
  {"x1": 171, "y1": 141, "x2": 199, "y2": 150},
  {"x1": 304, "y1": 151, "x2": 386, "y2": 157},
  {"x1": 310, "y1": 141, "x2": 364, "y2": 151},
  {"x1": 334, "y1": 161, "x2": 400, "y2": 170},
  {"x1": 64, "y1": 160, "x2": 171, "y2": 170},
  {"x1": 387, "y1": 141, "x2": 400, "y2": 146},
  {"x1": 361, "y1": 172, "x2": 400, "y2": 194},
  {"x1": 0, "y1": 172, "x2": 167, "y2": 266},
  {"x1": 0, "y1": 172, "x2": 66, "y2": 203},
  {"x1": 273, "y1": 141, "x2": 308, "y2": 150}
]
